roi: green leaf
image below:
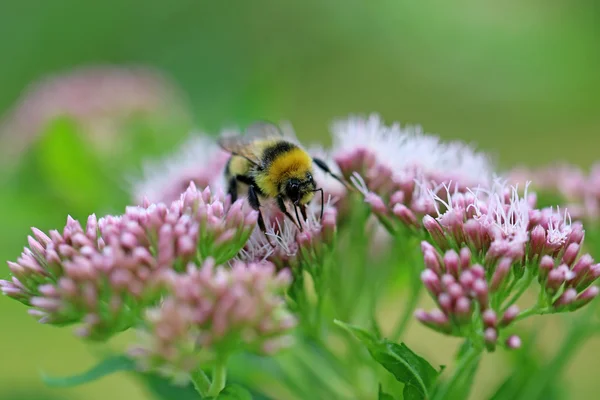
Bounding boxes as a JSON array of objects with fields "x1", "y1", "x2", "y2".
[
  {"x1": 206, "y1": 384, "x2": 253, "y2": 399},
  {"x1": 35, "y1": 117, "x2": 124, "y2": 214},
  {"x1": 379, "y1": 384, "x2": 396, "y2": 400},
  {"x1": 134, "y1": 372, "x2": 200, "y2": 400},
  {"x1": 335, "y1": 320, "x2": 438, "y2": 400},
  {"x1": 41, "y1": 354, "x2": 135, "y2": 387}
]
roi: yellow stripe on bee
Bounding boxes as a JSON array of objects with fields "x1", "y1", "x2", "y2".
[
  {"x1": 256, "y1": 147, "x2": 313, "y2": 197},
  {"x1": 227, "y1": 156, "x2": 252, "y2": 178}
]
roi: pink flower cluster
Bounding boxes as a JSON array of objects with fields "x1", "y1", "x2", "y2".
[
  {"x1": 415, "y1": 181, "x2": 600, "y2": 349},
  {"x1": 1, "y1": 183, "x2": 257, "y2": 340},
  {"x1": 131, "y1": 259, "x2": 296, "y2": 381},
  {"x1": 239, "y1": 201, "x2": 338, "y2": 271},
  {"x1": 330, "y1": 115, "x2": 493, "y2": 225},
  {"x1": 417, "y1": 243, "x2": 522, "y2": 350}
]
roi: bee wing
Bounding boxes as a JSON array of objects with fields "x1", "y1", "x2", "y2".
[
  {"x1": 217, "y1": 136, "x2": 263, "y2": 165},
  {"x1": 218, "y1": 120, "x2": 284, "y2": 165},
  {"x1": 244, "y1": 120, "x2": 284, "y2": 140}
]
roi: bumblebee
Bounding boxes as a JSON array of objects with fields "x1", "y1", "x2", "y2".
[{"x1": 218, "y1": 121, "x2": 346, "y2": 238}]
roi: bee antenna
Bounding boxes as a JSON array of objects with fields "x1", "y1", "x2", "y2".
[
  {"x1": 293, "y1": 204, "x2": 304, "y2": 232},
  {"x1": 312, "y1": 157, "x2": 356, "y2": 192}
]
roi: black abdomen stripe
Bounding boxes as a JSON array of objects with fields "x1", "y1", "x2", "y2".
[{"x1": 261, "y1": 141, "x2": 297, "y2": 168}]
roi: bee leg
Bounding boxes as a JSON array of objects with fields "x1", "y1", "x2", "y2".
[
  {"x1": 248, "y1": 184, "x2": 272, "y2": 246},
  {"x1": 300, "y1": 204, "x2": 308, "y2": 221},
  {"x1": 312, "y1": 157, "x2": 354, "y2": 191},
  {"x1": 276, "y1": 196, "x2": 303, "y2": 231},
  {"x1": 227, "y1": 176, "x2": 238, "y2": 202}
]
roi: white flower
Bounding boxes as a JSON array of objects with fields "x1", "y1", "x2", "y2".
[
  {"x1": 469, "y1": 180, "x2": 530, "y2": 246},
  {"x1": 238, "y1": 198, "x2": 333, "y2": 264},
  {"x1": 541, "y1": 206, "x2": 572, "y2": 247},
  {"x1": 131, "y1": 132, "x2": 230, "y2": 204},
  {"x1": 331, "y1": 113, "x2": 494, "y2": 188}
]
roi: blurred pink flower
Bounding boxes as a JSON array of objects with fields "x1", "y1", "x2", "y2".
[
  {"x1": 0, "y1": 65, "x2": 191, "y2": 163},
  {"x1": 130, "y1": 259, "x2": 296, "y2": 382},
  {"x1": 132, "y1": 134, "x2": 231, "y2": 204},
  {"x1": 506, "y1": 162, "x2": 600, "y2": 221}
]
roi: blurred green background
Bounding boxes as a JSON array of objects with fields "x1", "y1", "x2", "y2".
[{"x1": 1, "y1": 1, "x2": 599, "y2": 399}]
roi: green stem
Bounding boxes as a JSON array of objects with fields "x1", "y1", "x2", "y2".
[
  {"x1": 391, "y1": 238, "x2": 423, "y2": 341},
  {"x1": 514, "y1": 306, "x2": 553, "y2": 322},
  {"x1": 502, "y1": 269, "x2": 534, "y2": 311},
  {"x1": 190, "y1": 367, "x2": 211, "y2": 397},
  {"x1": 206, "y1": 359, "x2": 228, "y2": 397},
  {"x1": 432, "y1": 343, "x2": 483, "y2": 400},
  {"x1": 391, "y1": 275, "x2": 423, "y2": 341}
]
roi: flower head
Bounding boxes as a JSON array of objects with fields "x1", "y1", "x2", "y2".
[
  {"x1": 132, "y1": 133, "x2": 231, "y2": 204},
  {"x1": 130, "y1": 259, "x2": 296, "y2": 382},
  {"x1": 417, "y1": 179, "x2": 600, "y2": 348},
  {"x1": 1, "y1": 183, "x2": 257, "y2": 339},
  {"x1": 239, "y1": 199, "x2": 337, "y2": 271},
  {"x1": 417, "y1": 243, "x2": 521, "y2": 351},
  {"x1": 0, "y1": 65, "x2": 190, "y2": 164},
  {"x1": 331, "y1": 114, "x2": 493, "y2": 198},
  {"x1": 1, "y1": 214, "x2": 162, "y2": 339}
]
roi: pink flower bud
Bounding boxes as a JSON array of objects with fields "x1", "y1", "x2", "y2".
[
  {"x1": 393, "y1": 204, "x2": 419, "y2": 229},
  {"x1": 464, "y1": 219, "x2": 485, "y2": 250},
  {"x1": 500, "y1": 305, "x2": 519, "y2": 327},
  {"x1": 554, "y1": 288, "x2": 578, "y2": 308},
  {"x1": 484, "y1": 327, "x2": 498, "y2": 350},
  {"x1": 473, "y1": 279, "x2": 489, "y2": 309},
  {"x1": 448, "y1": 283, "x2": 464, "y2": 300},
  {"x1": 423, "y1": 215, "x2": 449, "y2": 249},
  {"x1": 421, "y1": 240, "x2": 437, "y2": 254},
  {"x1": 470, "y1": 264, "x2": 485, "y2": 280},
  {"x1": 490, "y1": 258, "x2": 512, "y2": 292},
  {"x1": 459, "y1": 270, "x2": 475, "y2": 290},
  {"x1": 459, "y1": 247, "x2": 471, "y2": 270},
  {"x1": 390, "y1": 191, "x2": 405, "y2": 206},
  {"x1": 572, "y1": 254, "x2": 594, "y2": 276},
  {"x1": 31, "y1": 227, "x2": 52, "y2": 246},
  {"x1": 570, "y1": 286, "x2": 600, "y2": 310},
  {"x1": 366, "y1": 193, "x2": 387, "y2": 214},
  {"x1": 423, "y1": 250, "x2": 442, "y2": 275},
  {"x1": 438, "y1": 293, "x2": 453, "y2": 314},
  {"x1": 546, "y1": 269, "x2": 564, "y2": 294},
  {"x1": 444, "y1": 250, "x2": 461, "y2": 278},
  {"x1": 506, "y1": 335, "x2": 522, "y2": 349},
  {"x1": 421, "y1": 269, "x2": 442, "y2": 296},
  {"x1": 562, "y1": 243, "x2": 580, "y2": 267},
  {"x1": 530, "y1": 225, "x2": 546, "y2": 256},
  {"x1": 441, "y1": 274, "x2": 456, "y2": 288},
  {"x1": 482, "y1": 309, "x2": 497, "y2": 328},
  {"x1": 567, "y1": 222, "x2": 585, "y2": 246},
  {"x1": 539, "y1": 255, "x2": 555, "y2": 281},
  {"x1": 454, "y1": 297, "x2": 472, "y2": 322}
]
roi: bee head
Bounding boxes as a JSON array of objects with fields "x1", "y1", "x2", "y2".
[
  {"x1": 286, "y1": 173, "x2": 316, "y2": 205},
  {"x1": 286, "y1": 179, "x2": 302, "y2": 205}
]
